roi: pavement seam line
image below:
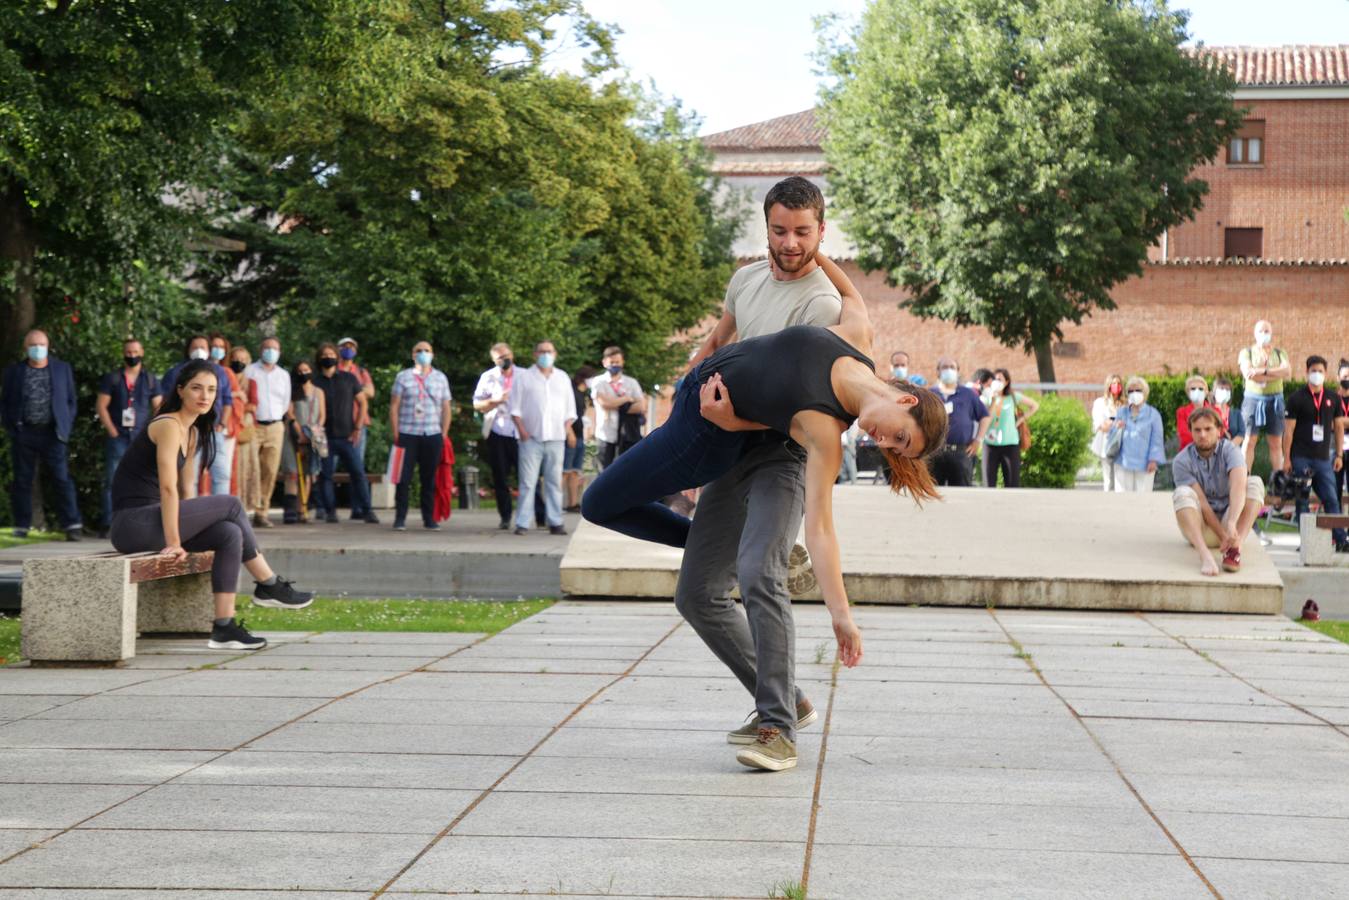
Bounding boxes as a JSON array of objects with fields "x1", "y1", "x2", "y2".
[
  {"x1": 798, "y1": 656, "x2": 841, "y2": 897},
  {"x1": 0, "y1": 627, "x2": 498, "y2": 869},
  {"x1": 369, "y1": 617, "x2": 686, "y2": 899},
  {"x1": 1134, "y1": 612, "x2": 1349, "y2": 739},
  {"x1": 987, "y1": 608, "x2": 1224, "y2": 900}
]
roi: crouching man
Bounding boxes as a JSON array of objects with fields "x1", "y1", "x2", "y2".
[{"x1": 1172, "y1": 407, "x2": 1264, "y2": 576}]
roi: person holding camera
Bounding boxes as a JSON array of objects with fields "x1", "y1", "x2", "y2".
[
  {"x1": 1282, "y1": 355, "x2": 1346, "y2": 552},
  {"x1": 1173, "y1": 407, "x2": 1264, "y2": 575}
]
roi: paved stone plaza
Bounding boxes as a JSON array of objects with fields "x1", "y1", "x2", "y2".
[{"x1": 2, "y1": 601, "x2": 1348, "y2": 898}]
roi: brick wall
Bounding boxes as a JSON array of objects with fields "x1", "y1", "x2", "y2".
[
  {"x1": 1161, "y1": 98, "x2": 1349, "y2": 261},
  {"x1": 852, "y1": 260, "x2": 1349, "y2": 384}
]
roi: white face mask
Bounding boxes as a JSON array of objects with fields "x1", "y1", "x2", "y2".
[
  {"x1": 1254, "y1": 331, "x2": 1272, "y2": 346},
  {"x1": 990, "y1": 380, "x2": 1006, "y2": 395},
  {"x1": 1128, "y1": 391, "x2": 1145, "y2": 406},
  {"x1": 892, "y1": 366, "x2": 907, "y2": 380},
  {"x1": 1213, "y1": 388, "x2": 1231, "y2": 405},
  {"x1": 1188, "y1": 388, "x2": 1206, "y2": 403},
  {"x1": 189, "y1": 348, "x2": 209, "y2": 361},
  {"x1": 1308, "y1": 371, "x2": 1326, "y2": 387}
]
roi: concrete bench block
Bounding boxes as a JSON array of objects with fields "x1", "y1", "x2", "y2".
[
  {"x1": 1300, "y1": 515, "x2": 1335, "y2": 566},
  {"x1": 369, "y1": 480, "x2": 395, "y2": 510},
  {"x1": 137, "y1": 572, "x2": 216, "y2": 635},
  {"x1": 21, "y1": 557, "x2": 136, "y2": 664}
]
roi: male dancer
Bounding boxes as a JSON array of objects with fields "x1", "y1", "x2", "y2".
[{"x1": 676, "y1": 176, "x2": 843, "y2": 772}]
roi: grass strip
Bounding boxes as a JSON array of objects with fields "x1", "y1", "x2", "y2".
[
  {"x1": 0, "y1": 530, "x2": 62, "y2": 551},
  {"x1": 1300, "y1": 619, "x2": 1349, "y2": 645}
]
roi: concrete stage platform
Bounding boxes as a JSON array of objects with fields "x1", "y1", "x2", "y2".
[{"x1": 560, "y1": 486, "x2": 1285, "y2": 614}]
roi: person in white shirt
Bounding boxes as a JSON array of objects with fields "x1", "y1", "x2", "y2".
[
  {"x1": 509, "y1": 340, "x2": 577, "y2": 535},
  {"x1": 472, "y1": 342, "x2": 519, "y2": 531},
  {"x1": 590, "y1": 345, "x2": 647, "y2": 470},
  {"x1": 242, "y1": 337, "x2": 292, "y2": 526}
]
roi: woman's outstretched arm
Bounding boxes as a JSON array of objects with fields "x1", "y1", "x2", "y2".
[
  {"x1": 817, "y1": 254, "x2": 873, "y2": 354},
  {"x1": 799, "y1": 413, "x2": 863, "y2": 667}
]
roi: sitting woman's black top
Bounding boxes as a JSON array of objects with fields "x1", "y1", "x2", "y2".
[
  {"x1": 111, "y1": 416, "x2": 187, "y2": 511},
  {"x1": 694, "y1": 326, "x2": 875, "y2": 434}
]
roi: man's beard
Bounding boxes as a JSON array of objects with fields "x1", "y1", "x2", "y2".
[{"x1": 769, "y1": 242, "x2": 818, "y2": 274}]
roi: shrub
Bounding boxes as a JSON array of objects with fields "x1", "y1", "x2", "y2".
[{"x1": 1022, "y1": 393, "x2": 1091, "y2": 488}]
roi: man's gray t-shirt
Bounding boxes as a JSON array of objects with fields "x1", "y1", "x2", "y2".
[
  {"x1": 724, "y1": 260, "x2": 843, "y2": 339},
  {"x1": 1172, "y1": 439, "x2": 1246, "y2": 516}
]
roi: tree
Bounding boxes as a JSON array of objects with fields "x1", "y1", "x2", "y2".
[
  {"x1": 820, "y1": 0, "x2": 1240, "y2": 381},
  {"x1": 0, "y1": 0, "x2": 327, "y2": 355}
]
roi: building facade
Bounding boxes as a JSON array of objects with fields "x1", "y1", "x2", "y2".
[{"x1": 702, "y1": 45, "x2": 1349, "y2": 384}]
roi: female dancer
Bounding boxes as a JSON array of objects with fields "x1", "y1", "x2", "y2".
[
  {"x1": 582, "y1": 255, "x2": 948, "y2": 670},
  {"x1": 109, "y1": 360, "x2": 316, "y2": 651}
]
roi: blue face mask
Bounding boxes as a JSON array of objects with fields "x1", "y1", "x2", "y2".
[
  {"x1": 537, "y1": 352, "x2": 555, "y2": 369},
  {"x1": 607, "y1": 365, "x2": 623, "y2": 376},
  {"x1": 415, "y1": 350, "x2": 433, "y2": 367},
  {"x1": 339, "y1": 346, "x2": 357, "y2": 360},
  {"x1": 939, "y1": 368, "x2": 958, "y2": 385},
  {"x1": 26, "y1": 345, "x2": 48, "y2": 362},
  {"x1": 210, "y1": 346, "x2": 226, "y2": 361},
  {"x1": 892, "y1": 366, "x2": 907, "y2": 380},
  {"x1": 261, "y1": 347, "x2": 280, "y2": 365}
]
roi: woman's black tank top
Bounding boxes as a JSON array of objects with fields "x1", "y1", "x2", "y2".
[
  {"x1": 111, "y1": 416, "x2": 187, "y2": 511},
  {"x1": 694, "y1": 326, "x2": 875, "y2": 433}
]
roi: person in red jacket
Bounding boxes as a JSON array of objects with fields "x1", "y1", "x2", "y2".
[{"x1": 1177, "y1": 375, "x2": 1215, "y2": 451}]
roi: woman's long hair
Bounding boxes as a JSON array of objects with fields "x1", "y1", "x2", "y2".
[
  {"x1": 160, "y1": 359, "x2": 219, "y2": 471},
  {"x1": 879, "y1": 379, "x2": 948, "y2": 504}
]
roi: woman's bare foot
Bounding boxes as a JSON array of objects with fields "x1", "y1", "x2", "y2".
[{"x1": 1199, "y1": 554, "x2": 1220, "y2": 577}]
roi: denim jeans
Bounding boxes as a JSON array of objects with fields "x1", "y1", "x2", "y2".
[
  {"x1": 318, "y1": 435, "x2": 372, "y2": 518},
  {"x1": 581, "y1": 378, "x2": 747, "y2": 547},
  {"x1": 9, "y1": 426, "x2": 82, "y2": 530},
  {"x1": 190, "y1": 430, "x2": 234, "y2": 496},
  {"x1": 102, "y1": 434, "x2": 132, "y2": 528},
  {"x1": 1292, "y1": 455, "x2": 1346, "y2": 545},
  {"x1": 517, "y1": 438, "x2": 565, "y2": 529}
]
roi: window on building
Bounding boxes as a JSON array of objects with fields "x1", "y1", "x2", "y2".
[
  {"x1": 1227, "y1": 120, "x2": 1265, "y2": 165},
  {"x1": 1224, "y1": 228, "x2": 1263, "y2": 259}
]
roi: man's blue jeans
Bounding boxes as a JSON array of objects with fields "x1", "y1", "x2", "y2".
[
  {"x1": 1292, "y1": 455, "x2": 1346, "y2": 545},
  {"x1": 190, "y1": 430, "x2": 233, "y2": 496},
  {"x1": 9, "y1": 426, "x2": 82, "y2": 531},
  {"x1": 516, "y1": 438, "x2": 565, "y2": 529},
  {"x1": 581, "y1": 378, "x2": 747, "y2": 547},
  {"x1": 318, "y1": 435, "x2": 372, "y2": 518},
  {"x1": 102, "y1": 434, "x2": 131, "y2": 528}
]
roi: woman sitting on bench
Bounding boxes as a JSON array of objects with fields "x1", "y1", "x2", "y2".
[{"x1": 108, "y1": 359, "x2": 315, "y2": 650}]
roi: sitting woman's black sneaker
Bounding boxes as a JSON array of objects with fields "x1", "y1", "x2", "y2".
[
  {"x1": 208, "y1": 618, "x2": 267, "y2": 651},
  {"x1": 252, "y1": 578, "x2": 315, "y2": 609}
]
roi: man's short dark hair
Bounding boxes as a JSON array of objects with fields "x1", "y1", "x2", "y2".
[
  {"x1": 1188, "y1": 406, "x2": 1224, "y2": 431},
  {"x1": 602, "y1": 345, "x2": 623, "y2": 359},
  {"x1": 1307, "y1": 355, "x2": 1328, "y2": 370},
  {"x1": 763, "y1": 176, "x2": 825, "y2": 224},
  {"x1": 184, "y1": 334, "x2": 209, "y2": 356},
  {"x1": 972, "y1": 368, "x2": 994, "y2": 384}
]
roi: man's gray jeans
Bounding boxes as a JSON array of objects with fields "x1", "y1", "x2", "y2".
[{"x1": 673, "y1": 436, "x2": 808, "y2": 740}]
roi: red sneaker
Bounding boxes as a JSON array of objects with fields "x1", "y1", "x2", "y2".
[
  {"x1": 1301, "y1": 599, "x2": 1321, "y2": 622},
  {"x1": 1221, "y1": 547, "x2": 1241, "y2": 573}
]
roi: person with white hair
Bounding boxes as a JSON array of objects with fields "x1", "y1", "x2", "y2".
[
  {"x1": 1238, "y1": 319, "x2": 1291, "y2": 472},
  {"x1": 1110, "y1": 376, "x2": 1166, "y2": 493}
]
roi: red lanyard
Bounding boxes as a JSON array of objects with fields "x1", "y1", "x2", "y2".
[
  {"x1": 123, "y1": 372, "x2": 137, "y2": 408},
  {"x1": 1310, "y1": 387, "x2": 1324, "y2": 417},
  {"x1": 1339, "y1": 396, "x2": 1349, "y2": 419}
]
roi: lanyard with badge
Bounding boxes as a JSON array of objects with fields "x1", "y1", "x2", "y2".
[
  {"x1": 1310, "y1": 387, "x2": 1326, "y2": 444},
  {"x1": 412, "y1": 372, "x2": 431, "y2": 421},
  {"x1": 1340, "y1": 396, "x2": 1349, "y2": 452},
  {"x1": 121, "y1": 372, "x2": 137, "y2": 430}
]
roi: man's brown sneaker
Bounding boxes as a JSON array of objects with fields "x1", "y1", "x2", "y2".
[
  {"x1": 786, "y1": 542, "x2": 817, "y2": 596},
  {"x1": 736, "y1": 727, "x2": 797, "y2": 772},
  {"x1": 727, "y1": 698, "x2": 818, "y2": 745}
]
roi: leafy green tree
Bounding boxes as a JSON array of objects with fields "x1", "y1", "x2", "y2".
[{"x1": 820, "y1": 0, "x2": 1241, "y2": 382}]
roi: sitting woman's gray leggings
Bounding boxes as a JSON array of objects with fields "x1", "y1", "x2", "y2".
[{"x1": 109, "y1": 495, "x2": 259, "y2": 592}]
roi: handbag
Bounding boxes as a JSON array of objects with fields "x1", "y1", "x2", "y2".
[
  {"x1": 1017, "y1": 417, "x2": 1032, "y2": 453},
  {"x1": 1104, "y1": 422, "x2": 1124, "y2": 459},
  {"x1": 235, "y1": 413, "x2": 257, "y2": 445}
]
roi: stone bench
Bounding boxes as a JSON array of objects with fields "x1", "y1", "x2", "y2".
[
  {"x1": 21, "y1": 551, "x2": 217, "y2": 665},
  {"x1": 1299, "y1": 514, "x2": 1349, "y2": 566}
]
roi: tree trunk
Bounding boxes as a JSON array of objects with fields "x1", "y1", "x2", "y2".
[
  {"x1": 1, "y1": 176, "x2": 38, "y2": 357},
  {"x1": 1032, "y1": 336, "x2": 1058, "y2": 385}
]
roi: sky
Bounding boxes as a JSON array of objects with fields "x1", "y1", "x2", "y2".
[{"x1": 553, "y1": 0, "x2": 1349, "y2": 136}]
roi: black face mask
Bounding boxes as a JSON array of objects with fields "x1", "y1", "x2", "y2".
[
  {"x1": 319, "y1": 358, "x2": 337, "y2": 369},
  {"x1": 499, "y1": 358, "x2": 513, "y2": 371},
  {"x1": 296, "y1": 372, "x2": 312, "y2": 384},
  {"x1": 228, "y1": 360, "x2": 246, "y2": 374},
  {"x1": 1341, "y1": 379, "x2": 1349, "y2": 391},
  {"x1": 123, "y1": 355, "x2": 142, "y2": 368}
]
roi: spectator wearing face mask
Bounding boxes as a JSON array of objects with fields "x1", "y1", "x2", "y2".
[
  {"x1": 473, "y1": 342, "x2": 520, "y2": 530},
  {"x1": 1282, "y1": 355, "x2": 1346, "y2": 552},
  {"x1": 590, "y1": 346, "x2": 646, "y2": 471},
  {"x1": 391, "y1": 340, "x2": 452, "y2": 531},
  {"x1": 1176, "y1": 375, "x2": 1214, "y2": 451},
  {"x1": 981, "y1": 368, "x2": 1037, "y2": 488},
  {"x1": 313, "y1": 342, "x2": 377, "y2": 526},
  {"x1": 1090, "y1": 374, "x2": 1126, "y2": 492},
  {"x1": 336, "y1": 338, "x2": 375, "y2": 468},
  {"x1": 228, "y1": 345, "x2": 262, "y2": 525},
  {"x1": 1209, "y1": 376, "x2": 1245, "y2": 448},
  {"x1": 927, "y1": 356, "x2": 989, "y2": 487},
  {"x1": 243, "y1": 338, "x2": 292, "y2": 527},
  {"x1": 163, "y1": 334, "x2": 234, "y2": 498},
  {"x1": 1110, "y1": 376, "x2": 1166, "y2": 493},
  {"x1": 1238, "y1": 319, "x2": 1291, "y2": 473},
  {"x1": 207, "y1": 332, "x2": 245, "y2": 497},
  {"x1": 95, "y1": 338, "x2": 162, "y2": 537},
  {"x1": 890, "y1": 350, "x2": 909, "y2": 382},
  {"x1": 1336, "y1": 359, "x2": 1349, "y2": 507}
]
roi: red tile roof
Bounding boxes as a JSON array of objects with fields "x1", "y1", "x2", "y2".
[
  {"x1": 702, "y1": 46, "x2": 1348, "y2": 151},
  {"x1": 1150, "y1": 257, "x2": 1349, "y2": 267}
]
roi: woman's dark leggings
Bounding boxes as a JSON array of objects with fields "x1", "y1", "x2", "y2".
[
  {"x1": 983, "y1": 444, "x2": 1022, "y2": 488},
  {"x1": 581, "y1": 378, "x2": 747, "y2": 547},
  {"x1": 109, "y1": 495, "x2": 259, "y2": 592}
]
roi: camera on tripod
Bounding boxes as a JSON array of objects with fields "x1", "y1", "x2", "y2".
[{"x1": 1268, "y1": 469, "x2": 1314, "y2": 509}]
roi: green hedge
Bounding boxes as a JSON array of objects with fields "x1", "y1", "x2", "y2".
[{"x1": 1022, "y1": 393, "x2": 1092, "y2": 488}]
